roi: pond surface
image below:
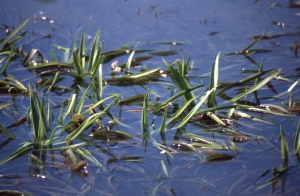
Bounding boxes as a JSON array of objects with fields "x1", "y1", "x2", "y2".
[{"x1": 1, "y1": 0, "x2": 300, "y2": 195}]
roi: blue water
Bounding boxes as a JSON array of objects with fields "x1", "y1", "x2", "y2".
[{"x1": 1, "y1": 0, "x2": 300, "y2": 195}]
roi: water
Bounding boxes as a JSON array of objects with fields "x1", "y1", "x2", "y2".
[{"x1": 1, "y1": 0, "x2": 300, "y2": 195}]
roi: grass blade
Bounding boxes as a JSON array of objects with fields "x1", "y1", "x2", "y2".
[
  {"x1": 153, "y1": 84, "x2": 203, "y2": 113},
  {"x1": 161, "y1": 160, "x2": 169, "y2": 178},
  {"x1": 294, "y1": 118, "x2": 300, "y2": 154},
  {"x1": 230, "y1": 69, "x2": 281, "y2": 102},
  {"x1": 0, "y1": 146, "x2": 31, "y2": 165},
  {"x1": 0, "y1": 123, "x2": 15, "y2": 138},
  {"x1": 207, "y1": 52, "x2": 221, "y2": 108},
  {"x1": 160, "y1": 105, "x2": 169, "y2": 134},
  {"x1": 0, "y1": 19, "x2": 28, "y2": 48},
  {"x1": 142, "y1": 91, "x2": 149, "y2": 140},
  {"x1": 0, "y1": 40, "x2": 16, "y2": 74},
  {"x1": 280, "y1": 125, "x2": 288, "y2": 167},
  {"x1": 177, "y1": 87, "x2": 216, "y2": 128},
  {"x1": 125, "y1": 41, "x2": 139, "y2": 73},
  {"x1": 66, "y1": 112, "x2": 105, "y2": 141}
]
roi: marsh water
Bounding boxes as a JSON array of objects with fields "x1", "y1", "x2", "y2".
[{"x1": 1, "y1": 0, "x2": 300, "y2": 195}]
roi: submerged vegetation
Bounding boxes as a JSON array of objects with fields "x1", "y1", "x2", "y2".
[{"x1": 1, "y1": 19, "x2": 300, "y2": 195}]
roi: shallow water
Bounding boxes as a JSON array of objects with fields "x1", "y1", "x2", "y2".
[{"x1": 1, "y1": 0, "x2": 300, "y2": 195}]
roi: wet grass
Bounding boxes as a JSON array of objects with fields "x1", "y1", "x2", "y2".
[{"x1": 1, "y1": 20, "x2": 300, "y2": 195}]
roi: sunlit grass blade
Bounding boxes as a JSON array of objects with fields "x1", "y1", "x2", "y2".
[
  {"x1": 125, "y1": 41, "x2": 139, "y2": 73},
  {"x1": 0, "y1": 19, "x2": 28, "y2": 48},
  {"x1": 153, "y1": 84, "x2": 203, "y2": 113},
  {"x1": 177, "y1": 87, "x2": 216, "y2": 128},
  {"x1": 288, "y1": 79, "x2": 300, "y2": 93},
  {"x1": 128, "y1": 68, "x2": 160, "y2": 78},
  {"x1": 65, "y1": 94, "x2": 76, "y2": 115},
  {"x1": 294, "y1": 118, "x2": 300, "y2": 154},
  {"x1": 230, "y1": 69, "x2": 281, "y2": 102},
  {"x1": 206, "y1": 112, "x2": 226, "y2": 126},
  {"x1": 207, "y1": 52, "x2": 220, "y2": 108}
]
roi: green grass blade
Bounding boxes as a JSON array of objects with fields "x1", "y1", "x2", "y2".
[
  {"x1": 125, "y1": 41, "x2": 139, "y2": 73},
  {"x1": 80, "y1": 30, "x2": 86, "y2": 71},
  {"x1": 206, "y1": 112, "x2": 226, "y2": 126},
  {"x1": 128, "y1": 68, "x2": 160, "y2": 78},
  {"x1": 29, "y1": 84, "x2": 46, "y2": 143},
  {"x1": 172, "y1": 96, "x2": 197, "y2": 119},
  {"x1": 153, "y1": 84, "x2": 203, "y2": 113},
  {"x1": 0, "y1": 19, "x2": 28, "y2": 48},
  {"x1": 66, "y1": 112, "x2": 105, "y2": 141},
  {"x1": 217, "y1": 69, "x2": 274, "y2": 96},
  {"x1": 177, "y1": 87, "x2": 216, "y2": 128},
  {"x1": 294, "y1": 118, "x2": 300, "y2": 154},
  {"x1": 75, "y1": 87, "x2": 89, "y2": 114},
  {"x1": 280, "y1": 125, "x2": 288, "y2": 167},
  {"x1": 230, "y1": 69, "x2": 281, "y2": 102},
  {"x1": 161, "y1": 160, "x2": 169, "y2": 178},
  {"x1": 0, "y1": 146, "x2": 31, "y2": 165},
  {"x1": 0, "y1": 123, "x2": 15, "y2": 138},
  {"x1": 88, "y1": 29, "x2": 100, "y2": 72},
  {"x1": 72, "y1": 51, "x2": 83, "y2": 76},
  {"x1": 163, "y1": 59, "x2": 195, "y2": 106},
  {"x1": 240, "y1": 37, "x2": 261, "y2": 54},
  {"x1": 0, "y1": 102, "x2": 14, "y2": 110},
  {"x1": 0, "y1": 40, "x2": 16, "y2": 74},
  {"x1": 160, "y1": 105, "x2": 169, "y2": 134},
  {"x1": 65, "y1": 94, "x2": 77, "y2": 115},
  {"x1": 142, "y1": 91, "x2": 149, "y2": 140}
]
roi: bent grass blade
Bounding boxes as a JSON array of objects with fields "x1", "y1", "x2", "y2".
[{"x1": 230, "y1": 69, "x2": 282, "y2": 102}]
